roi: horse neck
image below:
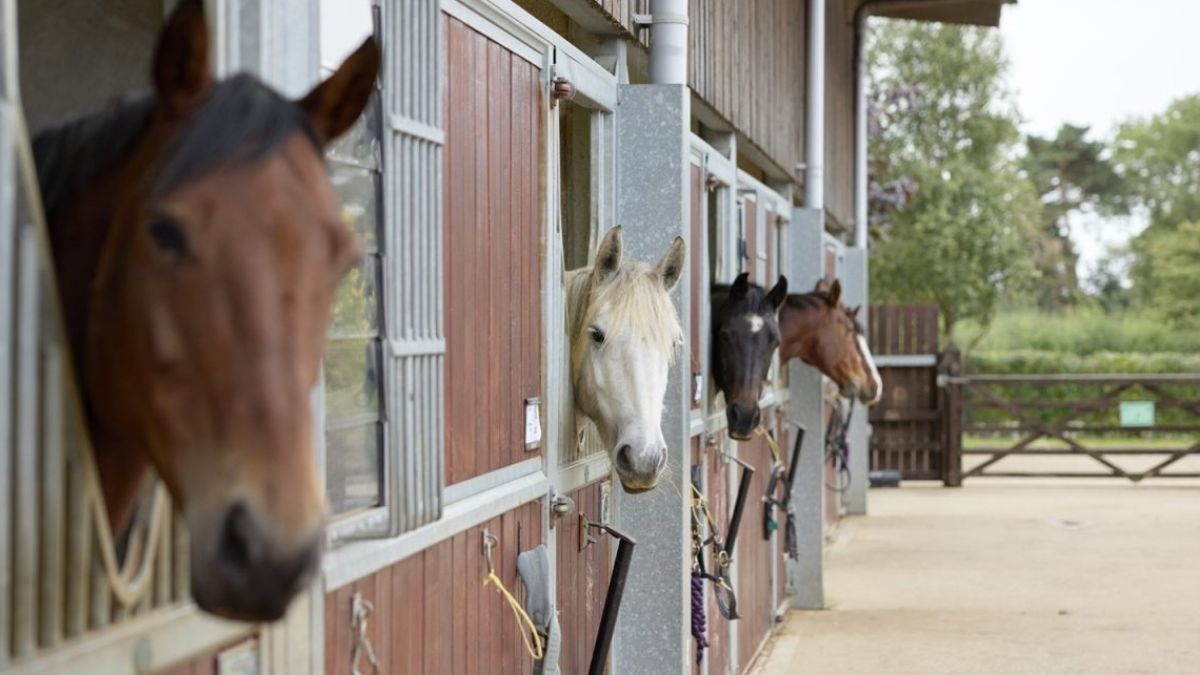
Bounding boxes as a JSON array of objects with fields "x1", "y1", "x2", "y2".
[
  {"x1": 778, "y1": 300, "x2": 828, "y2": 366},
  {"x1": 43, "y1": 119, "x2": 165, "y2": 529}
]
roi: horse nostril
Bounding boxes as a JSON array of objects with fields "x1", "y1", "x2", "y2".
[
  {"x1": 615, "y1": 445, "x2": 634, "y2": 474},
  {"x1": 749, "y1": 406, "x2": 761, "y2": 429},
  {"x1": 218, "y1": 503, "x2": 256, "y2": 570},
  {"x1": 657, "y1": 451, "x2": 668, "y2": 473}
]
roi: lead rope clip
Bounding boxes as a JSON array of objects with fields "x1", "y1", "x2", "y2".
[{"x1": 350, "y1": 592, "x2": 381, "y2": 675}]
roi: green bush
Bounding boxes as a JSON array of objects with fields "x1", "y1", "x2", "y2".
[{"x1": 956, "y1": 308, "x2": 1200, "y2": 355}]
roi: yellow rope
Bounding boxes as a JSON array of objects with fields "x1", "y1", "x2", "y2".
[
  {"x1": 80, "y1": 429, "x2": 168, "y2": 606},
  {"x1": 689, "y1": 484, "x2": 717, "y2": 529},
  {"x1": 758, "y1": 425, "x2": 784, "y2": 468},
  {"x1": 483, "y1": 569, "x2": 545, "y2": 660}
]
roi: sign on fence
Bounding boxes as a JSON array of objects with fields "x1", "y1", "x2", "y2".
[{"x1": 1119, "y1": 401, "x2": 1155, "y2": 427}]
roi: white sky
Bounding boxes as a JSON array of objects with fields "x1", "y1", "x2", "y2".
[{"x1": 998, "y1": 0, "x2": 1200, "y2": 283}]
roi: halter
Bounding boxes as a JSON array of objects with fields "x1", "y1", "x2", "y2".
[
  {"x1": 763, "y1": 423, "x2": 805, "y2": 561},
  {"x1": 825, "y1": 398, "x2": 855, "y2": 493},
  {"x1": 688, "y1": 453, "x2": 755, "y2": 663}
]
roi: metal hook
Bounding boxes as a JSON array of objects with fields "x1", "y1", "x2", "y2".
[{"x1": 482, "y1": 530, "x2": 499, "y2": 574}]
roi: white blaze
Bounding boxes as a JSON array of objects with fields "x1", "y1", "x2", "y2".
[{"x1": 857, "y1": 334, "x2": 883, "y2": 405}]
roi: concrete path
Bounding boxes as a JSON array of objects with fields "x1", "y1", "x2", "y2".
[{"x1": 751, "y1": 481, "x2": 1200, "y2": 675}]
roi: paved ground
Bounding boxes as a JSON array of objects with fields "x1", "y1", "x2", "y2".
[{"x1": 751, "y1": 480, "x2": 1200, "y2": 675}]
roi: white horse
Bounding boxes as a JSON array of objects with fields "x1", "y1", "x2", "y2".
[{"x1": 566, "y1": 226, "x2": 685, "y2": 493}]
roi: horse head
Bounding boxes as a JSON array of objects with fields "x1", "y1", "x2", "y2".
[
  {"x1": 711, "y1": 273, "x2": 788, "y2": 440},
  {"x1": 39, "y1": 0, "x2": 379, "y2": 621},
  {"x1": 780, "y1": 278, "x2": 881, "y2": 406},
  {"x1": 569, "y1": 226, "x2": 685, "y2": 493}
]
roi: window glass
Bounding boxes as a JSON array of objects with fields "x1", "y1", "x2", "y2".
[{"x1": 321, "y1": 0, "x2": 384, "y2": 518}]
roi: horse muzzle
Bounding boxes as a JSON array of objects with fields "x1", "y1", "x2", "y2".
[
  {"x1": 613, "y1": 443, "x2": 667, "y2": 493},
  {"x1": 726, "y1": 401, "x2": 761, "y2": 441},
  {"x1": 190, "y1": 502, "x2": 322, "y2": 622}
]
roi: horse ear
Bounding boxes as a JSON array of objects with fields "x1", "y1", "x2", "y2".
[
  {"x1": 828, "y1": 278, "x2": 842, "y2": 306},
  {"x1": 730, "y1": 273, "x2": 750, "y2": 298},
  {"x1": 848, "y1": 305, "x2": 861, "y2": 318},
  {"x1": 153, "y1": 0, "x2": 213, "y2": 115},
  {"x1": 593, "y1": 226, "x2": 623, "y2": 284},
  {"x1": 767, "y1": 275, "x2": 788, "y2": 310},
  {"x1": 298, "y1": 38, "x2": 381, "y2": 144},
  {"x1": 813, "y1": 277, "x2": 830, "y2": 293},
  {"x1": 654, "y1": 236, "x2": 686, "y2": 291}
]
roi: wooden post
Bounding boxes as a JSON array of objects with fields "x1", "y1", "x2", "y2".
[{"x1": 939, "y1": 346, "x2": 963, "y2": 487}]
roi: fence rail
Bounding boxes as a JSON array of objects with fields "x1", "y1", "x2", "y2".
[{"x1": 959, "y1": 373, "x2": 1200, "y2": 482}]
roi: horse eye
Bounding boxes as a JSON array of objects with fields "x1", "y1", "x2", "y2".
[
  {"x1": 149, "y1": 217, "x2": 188, "y2": 258},
  {"x1": 590, "y1": 327, "x2": 606, "y2": 345}
]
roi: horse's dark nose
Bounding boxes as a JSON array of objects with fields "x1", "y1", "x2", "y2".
[
  {"x1": 727, "y1": 402, "x2": 760, "y2": 440},
  {"x1": 195, "y1": 503, "x2": 321, "y2": 622}
]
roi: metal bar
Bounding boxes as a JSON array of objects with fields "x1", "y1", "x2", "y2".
[
  {"x1": 0, "y1": 101, "x2": 15, "y2": 667},
  {"x1": 873, "y1": 354, "x2": 938, "y2": 368},
  {"x1": 587, "y1": 523, "x2": 636, "y2": 675},
  {"x1": 38, "y1": 346, "x2": 65, "y2": 647},
  {"x1": 12, "y1": 224, "x2": 40, "y2": 658},
  {"x1": 723, "y1": 459, "x2": 755, "y2": 552}
]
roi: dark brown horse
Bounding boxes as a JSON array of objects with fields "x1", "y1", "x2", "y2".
[
  {"x1": 779, "y1": 279, "x2": 881, "y2": 405},
  {"x1": 711, "y1": 273, "x2": 788, "y2": 440},
  {"x1": 33, "y1": 0, "x2": 379, "y2": 621}
]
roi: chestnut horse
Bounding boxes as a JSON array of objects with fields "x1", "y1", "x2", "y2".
[
  {"x1": 710, "y1": 273, "x2": 788, "y2": 440},
  {"x1": 566, "y1": 226, "x2": 686, "y2": 492},
  {"x1": 779, "y1": 279, "x2": 881, "y2": 405},
  {"x1": 33, "y1": 0, "x2": 378, "y2": 621}
]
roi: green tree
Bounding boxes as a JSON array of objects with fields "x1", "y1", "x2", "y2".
[
  {"x1": 867, "y1": 20, "x2": 1039, "y2": 341},
  {"x1": 1139, "y1": 222, "x2": 1200, "y2": 327},
  {"x1": 1022, "y1": 124, "x2": 1123, "y2": 309},
  {"x1": 1110, "y1": 95, "x2": 1200, "y2": 309}
]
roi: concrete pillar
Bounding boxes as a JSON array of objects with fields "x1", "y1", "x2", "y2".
[
  {"x1": 841, "y1": 248, "x2": 870, "y2": 516},
  {"x1": 786, "y1": 207, "x2": 826, "y2": 609},
  {"x1": 613, "y1": 84, "x2": 691, "y2": 674}
]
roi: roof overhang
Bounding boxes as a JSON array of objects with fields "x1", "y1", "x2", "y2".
[{"x1": 859, "y1": 0, "x2": 1015, "y2": 27}]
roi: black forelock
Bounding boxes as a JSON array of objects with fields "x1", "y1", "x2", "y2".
[{"x1": 32, "y1": 74, "x2": 319, "y2": 222}]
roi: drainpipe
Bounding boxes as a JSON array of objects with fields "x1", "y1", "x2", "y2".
[
  {"x1": 805, "y1": 0, "x2": 825, "y2": 212},
  {"x1": 854, "y1": 9, "x2": 869, "y2": 249},
  {"x1": 647, "y1": 0, "x2": 688, "y2": 84}
]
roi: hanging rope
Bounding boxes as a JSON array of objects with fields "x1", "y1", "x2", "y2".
[
  {"x1": 79, "y1": 430, "x2": 168, "y2": 607},
  {"x1": 482, "y1": 531, "x2": 545, "y2": 660},
  {"x1": 690, "y1": 571, "x2": 709, "y2": 664}
]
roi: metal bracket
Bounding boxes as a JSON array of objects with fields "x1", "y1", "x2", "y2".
[
  {"x1": 578, "y1": 513, "x2": 599, "y2": 552},
  {"x1": 549, "y1": 489, "x2": 575, "y2": 528}
]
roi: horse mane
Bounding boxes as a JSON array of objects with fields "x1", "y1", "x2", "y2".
[
  {"x1": 32, "y1": 74, "x2": 320, "y2": 222},
  {"x1": 567, "y1": 261, "x2": 682, "y2": 378},
  {"x1": 784, "y1": 290, "x2": 864, "y2": 333}
]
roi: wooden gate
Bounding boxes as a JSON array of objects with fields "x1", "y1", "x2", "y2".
[
  {"x1": 960, "y1": 374, "x2": 1200, "y2": 482},
  {"x1": 867, "y1": 305, "x2": 960, "y2": 484}
]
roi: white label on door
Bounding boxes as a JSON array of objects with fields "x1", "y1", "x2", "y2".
[{"x1": 525, "y1": 397, "x2": 542, "y2": 448}]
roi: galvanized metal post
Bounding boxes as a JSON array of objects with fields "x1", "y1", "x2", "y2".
[
  {"x1": 786, "y1": 208, "x2": 826, "y2": 609},
  {"x1": 613, "y1": 83, "x2": 691, "y2": 675},
  {"x1": 841, "y1": 248, "x2": 870, "y2": 515}
]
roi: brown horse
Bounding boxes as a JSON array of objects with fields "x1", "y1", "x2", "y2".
[
  {"x1": 779, "y1": 279, "x2": 881, "y2": 405},
  {"x1": 710, "y1": 273, "x2": 788, "y2": 440},
  {"x1": 33, "y1": 0, "x2": 378, "y2": 621}
]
